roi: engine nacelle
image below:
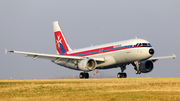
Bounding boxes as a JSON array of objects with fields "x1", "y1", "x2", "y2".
[
  {"x1": 78, "y1": 59, "x2": 97, "y2": 71},
  {"x1": 134, "y1": 60, "x2": 154, "y2": 73}
]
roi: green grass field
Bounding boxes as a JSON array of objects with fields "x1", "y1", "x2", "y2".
[{"x1": 0, "y1": 78, "x2": 180, "y2": 101}]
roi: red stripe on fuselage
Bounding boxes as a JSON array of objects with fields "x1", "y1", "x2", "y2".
[
  {"x1": 64, "y1": 46, "x2": 114, "y2": 56},
  {"x1": 63, "y1": 45, "x2": 145, "y2": 57}
]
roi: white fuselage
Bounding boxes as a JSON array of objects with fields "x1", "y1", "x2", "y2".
[{"x1": 60, "y1": 38, "x2": 154, "y2": 70}]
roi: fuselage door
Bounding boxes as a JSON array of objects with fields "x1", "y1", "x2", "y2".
[{"x1": 126, "y1": 45, "x2": 131, "y2": 54}]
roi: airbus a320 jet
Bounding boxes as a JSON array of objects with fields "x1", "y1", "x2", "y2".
[{"x1": 5, "y1": 21, "x2": 176, "y2": 79}]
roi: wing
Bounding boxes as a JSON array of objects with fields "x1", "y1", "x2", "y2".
[
  {"x1": 4, "y1": 49, "x2": 105, "y2": 62},
  {"x1": 149, "y1": 54, "x2": 176, "y2": 62}
]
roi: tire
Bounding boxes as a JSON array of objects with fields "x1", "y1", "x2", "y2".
[
  {"x1": 79, "y1": 72, "x2": 84, "y2": 79},
  {"x1": 117, "y1": 73, "x2": 121, "y2": 78},
  {"x1": 123, "y1": 73, "x2": 127, "y2": 78},
  {"x1": 84, "y1": 73, "x2": 89, "y2": 79},
  {"x1": 136, "y1": 71, "x2": 141, "y2": 74}
]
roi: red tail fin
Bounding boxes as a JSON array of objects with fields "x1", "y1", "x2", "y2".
[{"x1": 53, "y1": 21, "x2": 72, "y2": 55}]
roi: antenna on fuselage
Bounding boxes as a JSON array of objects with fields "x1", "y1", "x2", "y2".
[{"x1": 135, "y1": 36, "x2": 138, "y2": 39}]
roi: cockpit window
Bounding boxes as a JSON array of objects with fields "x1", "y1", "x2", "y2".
[
  {"x1": 148, "y1": 43, "x2": 152, "y2": 47},
  {"x1": 142, "y1": 43, "x2": 147, "y2": 46},
  {"x1": 135, "y1": 43, "x2": 152, "y2": 47}
]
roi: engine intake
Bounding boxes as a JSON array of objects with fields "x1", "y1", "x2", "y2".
[
  {"x1": 78, "y1": 59, "x2": 97, "y2": 71},
  {"x1": 134, "y1": 60, "x2": 154, "y2": 73}
]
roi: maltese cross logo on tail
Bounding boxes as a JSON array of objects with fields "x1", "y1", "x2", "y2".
[
  {"x1": 56, "y1": 35, "x2": 62, "y2": 49},
  {"x1": 54, "y1": 31, "x2": 66, "y2": 54}
]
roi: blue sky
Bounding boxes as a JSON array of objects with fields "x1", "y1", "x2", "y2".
[{"x1": 0, "y1": 0, "x2": 179, "y2": 79}]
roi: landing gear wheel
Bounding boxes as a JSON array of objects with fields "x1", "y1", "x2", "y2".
[
  {"x1": 79, "y1": 72, "x2": 84, "y2": 79},
  {"x1": 79, "y1": 72, "x2": 89, "y2": 79},
  {"x1": 117, "y1": 72, "x2": 127, "y2": 78},
  {"x1": 123, "y1": 73, "x2": 127, "y2": 78},
  {"x1": 84, "y1": 73, "x2": 89, "y2": 79},
  {"x1": 136, "y1": 71, "x2": 141, "y2": 74},
  {"x1": 117, "y1": 73, "x2": 121, "y2": 78}
]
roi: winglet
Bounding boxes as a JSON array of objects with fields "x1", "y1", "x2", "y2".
[
  {"x1": 172, "y1": 54, "x2": 176, "y2": 59},
  {"x1": 4, "y1": 49, "x2": 14, "y2": 54},
  {"x1": 4, "y1": 48, "x2": 7, "y2": 54}
]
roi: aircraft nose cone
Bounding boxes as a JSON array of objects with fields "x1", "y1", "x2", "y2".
[{"x1": 149, "y1": 48, "x2": 154, "y2": 55}]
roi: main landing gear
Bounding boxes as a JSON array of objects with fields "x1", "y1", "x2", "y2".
[
  {"x1": 79, "y1": 72, "x2": 89, "y2": 79},
  {"x1": 117, "y1": 65, "x2": 127, "y2": 78}
]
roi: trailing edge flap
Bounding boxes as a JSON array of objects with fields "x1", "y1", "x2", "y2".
[
  {"x1": 149, "y1": 54, "x2": 176, "y2": 62},
  {"x1": 5, "y1": 49, "x2": 105, "y2": 62}
]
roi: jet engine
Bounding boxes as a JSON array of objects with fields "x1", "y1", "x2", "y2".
[
  {"x1": 78, "y1": 58, "x2": 97, "y2": 71},
  {"x1": 134, "y1": 60, "x2": 154, "y2": 73}
]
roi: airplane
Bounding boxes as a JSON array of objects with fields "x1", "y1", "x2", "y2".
[{"x1": 5, "y1": 21, "x2": 176, "y2": 79}]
